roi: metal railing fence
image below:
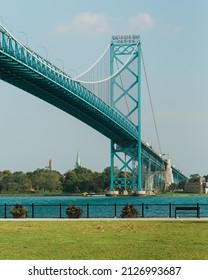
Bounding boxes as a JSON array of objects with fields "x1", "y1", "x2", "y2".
[{"x1": 0, "y1": 203, "x2": 207, "y2": 219}]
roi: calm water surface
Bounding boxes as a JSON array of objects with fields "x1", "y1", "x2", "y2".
[{"x1": 1, "y1": 195, "x2": 208, "y2": 218}]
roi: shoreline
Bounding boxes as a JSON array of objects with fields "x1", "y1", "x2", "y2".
[{"x1": 0, "y1": 193, "x2": 207, "y2": 197}]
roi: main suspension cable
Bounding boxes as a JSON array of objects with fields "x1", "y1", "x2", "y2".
[
  {"x1": 74, "y1": 42, "x2": 139, "y2": 84},
  {"x1": 141, "y1": 48, "x2": 162, "y2": 155},
  {"x1": 73, "y1": 43, "x2": 111, "y2": 79}
]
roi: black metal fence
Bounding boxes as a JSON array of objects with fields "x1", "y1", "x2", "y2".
[{"x1": 0, "y1": 203, "x2": 208, "y2": 219}]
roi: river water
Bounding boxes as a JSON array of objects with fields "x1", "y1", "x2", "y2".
[{"x1": 1, "y1": 195, "x2": 208, "y2": 218}]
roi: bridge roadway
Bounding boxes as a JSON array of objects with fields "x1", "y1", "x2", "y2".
[{"x1": 0, "y1": 25, "x2": 187, "y2": 182}]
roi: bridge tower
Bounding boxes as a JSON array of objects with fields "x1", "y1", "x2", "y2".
[{"x1": 109, "y1": 35, "x2": 142, "y2": 195}]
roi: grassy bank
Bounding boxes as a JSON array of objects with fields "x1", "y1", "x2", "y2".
[{"x1": 0, "y1": 220, "x2": 207, "y2": 260}]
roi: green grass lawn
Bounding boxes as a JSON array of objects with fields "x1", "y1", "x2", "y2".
[{"x1": 0, "y1": 220, "x2": 207, "y2": 260}]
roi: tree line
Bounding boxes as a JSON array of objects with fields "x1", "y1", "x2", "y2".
[
  {"x1": 0, "y1": 166, "x2": 110, "y2": 194},
  {"x1": 0, "y1": 167, "x2": 199, "y2": 195}
]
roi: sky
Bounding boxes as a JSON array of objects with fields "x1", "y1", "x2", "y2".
[{"x1": 0, "y1": 0, "x2": 208, "y2": 176}]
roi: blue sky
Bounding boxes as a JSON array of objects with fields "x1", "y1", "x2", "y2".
[{"x1": 0, "y1": 0, "x2": 207, "y2": 176}]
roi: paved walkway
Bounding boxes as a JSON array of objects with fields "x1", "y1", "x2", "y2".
[{"x1": 0, "y1": 217, "x2": 207, "y2": 221}]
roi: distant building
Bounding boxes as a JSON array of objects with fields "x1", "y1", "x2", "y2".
[
  {"x1": 45, "y1": 159, "x2": 52, "y2": 171},
  {"x1": 184, "y1": 176, "x2": 207, "y2": 194},
  {"x1": 49, "y1": 159, "x2": 52, "y2": 171},
  {"x1": 75, "y1": 152, "x2": 81, "y2": 169},
  {"x1": 205, "y1": 183, "x2": 208, "y2": 194}
]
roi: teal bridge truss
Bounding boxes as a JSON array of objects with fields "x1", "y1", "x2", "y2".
[{"x1": 0, "y1": 24, "x2": 188, "y2": 194}]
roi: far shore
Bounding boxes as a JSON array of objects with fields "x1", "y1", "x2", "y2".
[{"x1": 0, "y1": 192, "x2": 207, "y2": 197}]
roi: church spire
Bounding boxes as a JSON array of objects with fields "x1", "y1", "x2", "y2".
[{"x1": 75, "y1": 152, "x2": 81, "y2": 169}]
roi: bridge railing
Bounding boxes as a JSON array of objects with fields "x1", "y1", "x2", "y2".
[{"x1": 0, "y1": 203, "x2": 207, "y2": 219}]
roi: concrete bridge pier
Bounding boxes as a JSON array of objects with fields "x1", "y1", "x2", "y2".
[
  {"x1": 164, "y1": 159, "x2": 174, "y2": 190},
  {"x1": 144, "y1": 159, "x2": 174, "y2": 193}
]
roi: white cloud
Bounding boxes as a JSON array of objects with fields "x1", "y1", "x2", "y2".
[
  {"x1": 55, "y1": 12, "x2": 109, "y2": 35},
  {"x1": 128, "y1": 13, "x2": 156, "y2": 31}
]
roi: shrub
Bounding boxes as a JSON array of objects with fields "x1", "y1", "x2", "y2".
[
  {"x1": 121, "y1": 203, "x2": 138, "y2": 218},
  {"x1": 10, "y1": 204, "x2": 28, "y2": 217},
  {"x1": 66, "y1": 204, "x2": 83, "y2": 218}
]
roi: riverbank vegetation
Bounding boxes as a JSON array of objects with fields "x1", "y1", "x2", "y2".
[
  {"x1": 0, "y1": 220, "x2": 208, "y2": 259},
  {"x1": 0, "y1": 167, "x2": 110, "y2": 195},
  {"x1": 0, "y1": 167, "x2": 205, "y2": 196}
]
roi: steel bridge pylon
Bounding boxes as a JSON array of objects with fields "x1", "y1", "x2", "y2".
[{"x1": 109, "y1": 35, "x2": 142, "y2": 195}]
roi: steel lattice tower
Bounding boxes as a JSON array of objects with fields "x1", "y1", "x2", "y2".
[{"x1": 110, "y1": 35, "x2": 141, "y2": 194}]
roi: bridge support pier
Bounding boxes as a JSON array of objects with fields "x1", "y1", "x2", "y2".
[
  {"x1": 110, "y1": 141, "x2": 141, "y2": 194},
  {"x1": 105, "y1": 190, "x2": 119, "y2": 196},
  {"x1": 142, "y1": 158, "x2": 174, "y2": 193},
  {"x1": 164, "y1": 159, "x2": 174, "y2": 190}
]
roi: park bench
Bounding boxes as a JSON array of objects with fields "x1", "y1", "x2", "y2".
[{"x1": 175, "y1": 206, "x2": 200, "y2": 218}]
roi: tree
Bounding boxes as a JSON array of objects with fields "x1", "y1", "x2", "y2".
[
  {"x1": 63, "y1": 167, "x2": 109, "y2": 193},
  {"x1": 44, "y1": 171, "x2": 63, "y2": 193},
  {"x1": 190, "y1": 174, "x2": 200, "y2": 179},
  {"x1": 2, "y1": 170, "x2": 12, "y2": 176},
  {"x1": 102, "y1": 167, "x2": 110, "y2": 190},
  {"x1": 189, "y1": 174, "x2": 200, "y2": 183},
  {"x1": 0, "y1": 173, "x2": 17, "y2": 192},
  {"x1": 27, "y1": 169, "x2": 63, "y2": 193},
  {"x1": 63, "y1": 178, "x2": 77, "y2": 193},
  {"x1": 0, "y1": 165, "x2": 111, "y2": 194}
]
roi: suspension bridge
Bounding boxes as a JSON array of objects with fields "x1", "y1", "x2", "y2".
[{"x1": 0, "y1": 24, "x2": 188, "y2": 195}]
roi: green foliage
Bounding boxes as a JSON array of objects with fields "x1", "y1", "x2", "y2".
[
  {"x1": 0, "y1": 169, "x2": 63, "y2": 194},
  {"x1": 168, "y1": 183, "x2": 178, "y2": 191},
  {"x1": 27, "y1": 169, "x2": 63, "y2": 193},
  {"x1": 188, "y1": 174, "x2": 202, "y2": 184},
  {"x1": 63, "y1": 166, "x2": 110, "y2": 194},
  {"x1": 203, "y1": 174, "x2": 208, "y2": 182},
  {"x1": 190, "y1": 174, "x2": 200, "y2": 180},
  {"x1": 0, "y1": 166, "x2": 110, "y2": 194}
]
